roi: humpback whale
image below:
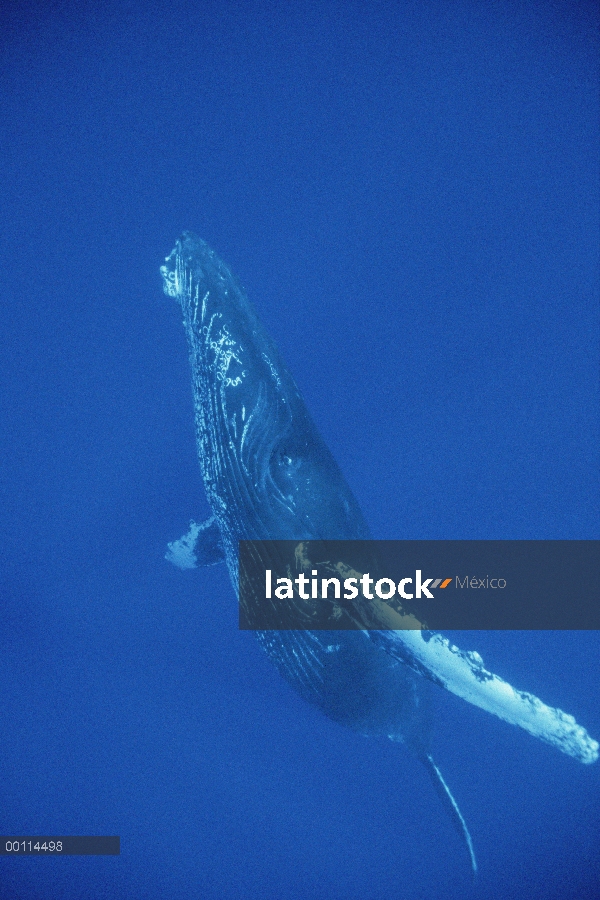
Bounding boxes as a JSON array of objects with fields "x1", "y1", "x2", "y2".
[{"x1": 161, "y1": 232, "x2": 598, "y2": 875}]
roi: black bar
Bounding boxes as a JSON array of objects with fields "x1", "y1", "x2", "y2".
[
  {"x1": 239, "y1": 539, "x2": 600, "y2": 630},
  {"x1": 0, "y1": 837, "x2": 120, "y2": 855}
]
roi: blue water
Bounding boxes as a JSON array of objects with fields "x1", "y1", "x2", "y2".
[{"x1": 1, "y1": 2, "x2": 598, "y2": 897}]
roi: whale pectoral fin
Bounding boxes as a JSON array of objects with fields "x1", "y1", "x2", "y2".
[
  {"x1": 373, "y1": 630, "x2": 599, "y2": 765},
  {"x1": 165, "y1": 517, "x2": 225, "y2": 570}
]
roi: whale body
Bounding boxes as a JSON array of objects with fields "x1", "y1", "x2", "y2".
[{"x1": 161, "y1": 232, "x2": 598, "y2": 875}]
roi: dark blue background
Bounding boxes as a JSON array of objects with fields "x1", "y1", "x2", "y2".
[{"x1": 1, "y1": 1, "x2": 598, "y2": 897}]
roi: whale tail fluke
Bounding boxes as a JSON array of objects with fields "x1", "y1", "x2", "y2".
[{"x1": 419, "y1": 751, "x2": 477, "y2": 878}]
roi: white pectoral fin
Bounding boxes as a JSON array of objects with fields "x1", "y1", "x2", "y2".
[
  {"x1": 165, "y1": 517, "x2": 225, "y2": 570},
  {"x1": 372, "y1": 630, "x2": 599, "y2": 765}
]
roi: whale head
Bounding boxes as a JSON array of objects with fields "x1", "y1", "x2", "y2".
[{"x1": 162, "y1": 232, "x2": 369, "y2": 543}]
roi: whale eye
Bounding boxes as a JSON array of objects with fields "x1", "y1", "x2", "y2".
[
  {"x1": 279, "y1": 452, "x2": 300, "y2": 472},
  {"x1": 271, "y1": 446, "x2": 302, "y2": 476}
]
